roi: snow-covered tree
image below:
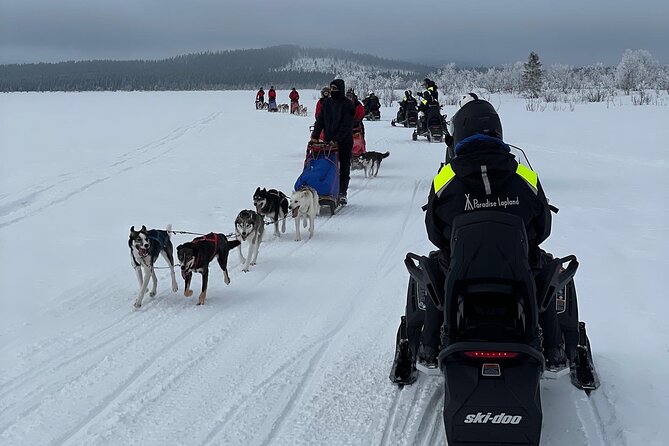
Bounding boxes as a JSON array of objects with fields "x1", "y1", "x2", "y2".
[
  {"x1": 615, "y1": 49, "x2": 658, "y2": 94},
  {"x1": 522, "y1": 51, "x2": 543, "y2": 98}
]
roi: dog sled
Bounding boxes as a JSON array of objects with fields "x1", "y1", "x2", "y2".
[
  {"x1": 351, "y1": 126, "x2": 367, "y2": 171},
  {"x1": 295, "y1": 141, "x2": 340, "y2": 215}
]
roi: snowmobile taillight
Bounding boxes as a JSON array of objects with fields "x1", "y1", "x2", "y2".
[{"x1": 463, "y1": 351, "x2": 519, "y2": 359}]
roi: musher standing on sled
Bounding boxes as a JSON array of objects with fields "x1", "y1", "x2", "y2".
[
  {"x1": 256, "y1": 87, "x2": 265, "y2": 105},
  {"x1": 289, "y1": 88, "x2": 300, "y2": 114},
  {"x1": 392, "y1": 97, "x2": 596, "y2": 385},
  {"x1": 268, "y1": 86, "x2": 277, "y2": 112},
  {"x1": 310, "y1": 79, "x2": 354, "y2": 206}
]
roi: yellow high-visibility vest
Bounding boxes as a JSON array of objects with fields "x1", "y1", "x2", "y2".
[{"x1": 432, "y1": 163, "x2": 539, "y2": 196}]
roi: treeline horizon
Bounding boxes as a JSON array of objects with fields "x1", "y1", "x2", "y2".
[{"x1": 0, "y1": 45, "x2": 430, "y2": 92}]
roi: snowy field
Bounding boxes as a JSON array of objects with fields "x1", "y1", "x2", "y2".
[{"x1": 0, "y1": 90, "x2": 667, "y2": 445}]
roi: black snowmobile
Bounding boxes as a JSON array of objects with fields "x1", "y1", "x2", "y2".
[
  {"x1": 412, "y1": 104, "x2": 445, "y2": 142},
  {"x1": 390, "y1": 211, "x2": 599, "y2": 446},
  {"x1": 391, "y1": 101, "x2": 418, "y2": 128}
]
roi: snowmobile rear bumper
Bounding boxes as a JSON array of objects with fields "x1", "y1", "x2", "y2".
[{"x1": 439, "y1": 341, "x2": 544, "y2": 445}]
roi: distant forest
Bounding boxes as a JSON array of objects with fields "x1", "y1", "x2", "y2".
[{"x1": 0, "y1": 45, "x2": 430, "y2": 92}]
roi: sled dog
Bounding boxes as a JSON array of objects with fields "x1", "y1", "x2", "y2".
[
  {"x1": 128, "y1": 224, "x2": 179, "y2": 308},
  {"x1": 278, "y1": 103, "x2": 290, "y2": 113},
  {"x1": 253, "y1": 187, "x2": 289, "y2": 236},
  {"x1": 360, "y1": 151, "x2": 390, "y2": 177},
  {"x1": 290, "y1": 186, "x2": 320, "y2": 241},
  {"x1": 176, "y1": 233, "x2": 241, "y2": 305},
  {"x1": 234, "y1": 209, "x2": 264, "y2": 272}
]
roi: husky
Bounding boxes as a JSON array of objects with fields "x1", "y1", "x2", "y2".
[
  {"x1": 253, "y1": 187, "x2": 289, "y2": 236},
  {"x1": 176, "y1": 233, "x2": 241, "y2": 305},
  {"x1": 128, "y1": 224, "x2": 179, "y2": 308},
  {"x1": 234, "y1": 209, "x2": 264, "y2": 272},
  {"x1": 278, "y1": 103, "x2": 290, "y2": 113},
  {"x1": 290, "y1": 186, "x2": 320, "y2": 241},
  {"x1": 360, "y1": 151, "x2": 390, "y2": 177}
]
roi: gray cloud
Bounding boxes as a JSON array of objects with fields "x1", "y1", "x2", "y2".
[{"x1": 1, "y1": 0, "x2": 667, "y2": 66}]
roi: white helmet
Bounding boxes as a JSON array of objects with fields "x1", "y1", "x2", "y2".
[{"x1": 457, "y1": 92, "x2": 479, "y2": 109}]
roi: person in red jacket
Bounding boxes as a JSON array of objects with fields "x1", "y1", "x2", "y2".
[
  {"x1": 315, "y1": 86, "x2": 329, "y2": 119},
  {"x1": 289, "y1": 88, "x2": 300, "y2": 114},
  {"x1": 267, "y1": 86, "x2": 277, "y2": 112},
  {"x1": 347, "y1": 88, "x2": 366, "y2": 137},
  {"x1": 314, "y1": 87, "x2": 330, "y2": 140}
]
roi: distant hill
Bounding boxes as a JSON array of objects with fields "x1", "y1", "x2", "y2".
[{"x1": 0, "y1": 45, "x2": 434, "y2": 92}]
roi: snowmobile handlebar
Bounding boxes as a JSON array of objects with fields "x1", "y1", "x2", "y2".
[{"x1": 556, "y1": 255, "x2": 579, "y2": 289}]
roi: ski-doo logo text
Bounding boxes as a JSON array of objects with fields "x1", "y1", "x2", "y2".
[
  {"x1": 464, "y1": 412, "x2": 523, "y2": 425},
  {"x1": 464, "y1": 194, "x2": 520, "y2": 211}
]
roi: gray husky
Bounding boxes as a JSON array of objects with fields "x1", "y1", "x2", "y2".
[{"x1": 234, "y1": 209, "x2": 264, "y2": 272}]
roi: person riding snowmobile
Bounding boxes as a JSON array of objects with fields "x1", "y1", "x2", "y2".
[
  {"x1": 362, "y1": 91, "x2": 381, "y2": 119},
  {"x1": 397, "y1": 98, "x2": 570, "y2": 374},
  {"x1": 397, "y1": 90, "x2": 418, "y2": 124},
  {"x1": 421, "y1": 78, "x2": 438, "y2": 102}
]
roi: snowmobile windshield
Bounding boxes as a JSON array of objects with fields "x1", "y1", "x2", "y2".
[{"x1": 508, "y1": 145, "x2": 533, "y2": 170}]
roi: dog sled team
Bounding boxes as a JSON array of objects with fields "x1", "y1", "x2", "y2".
[
  {"x1": 255, "y1": 87, "x2": 308, "y2": 115},
  {"x1": 128, "y1": 185, "x2": 320, "y2": 308},
  {"x1": 130, "y1": 78, "x2": 395, "y2": 309}
]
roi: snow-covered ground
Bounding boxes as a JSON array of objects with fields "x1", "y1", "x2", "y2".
[{"x1": 0, "y1": 90, "x2": 667, "y2": 445}]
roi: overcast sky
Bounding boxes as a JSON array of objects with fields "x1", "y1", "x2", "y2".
[{"x1": 1, "y1": 0, "x2": 666, "y2": 67}]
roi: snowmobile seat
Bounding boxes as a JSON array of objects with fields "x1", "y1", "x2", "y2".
[{"x1": 439, "y1": 211, "x2": 544, "y2": 446}]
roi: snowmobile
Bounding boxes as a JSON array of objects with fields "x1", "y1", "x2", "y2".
[
  {"x1": 390, "y1": 209, "x2": 599, "y2": 445},
  {"x1": 412, "y1": 104, "x2": 444, "y2": 142},
  {"x1": 364, "y1": 109, "x2": 381, "y2": 121},
  {"x1": 391, "y1": 103, "x2": 418, "y2": 128}
]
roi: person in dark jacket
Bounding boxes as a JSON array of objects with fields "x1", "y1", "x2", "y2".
[
  {"x1": 399, "y1": 98, "x2": 566, "y2": 373},
  {"x1": 310, "y1": 79, "x2": 355, "y2": 205},
  {"x1": 397, "y1": 90, "x2": 418, "y2": 123},
  {"x1": 421, "y1": 78, "x2": 439, "y2": 102},
  {"x1": 363, "y1": 91, "x2": 381, "y2": 119}
]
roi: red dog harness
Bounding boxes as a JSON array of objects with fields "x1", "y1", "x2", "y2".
[{"x1": 192, "y1": 233, "x2": 219, "y2": 266}]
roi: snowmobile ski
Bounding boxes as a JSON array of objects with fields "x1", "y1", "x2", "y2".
[
  {"x1": 569, "y1": 322, "x2": 600, "y2": 393},
  {"x1": 543, "y1": 365, "x2": 570, "y2": 380},
  {"x1": 415, "y1": 361, "x2": 441, "y2": 376},
  {"x1": 389, "y1": 317, "x2": 418, "y2": 386}
]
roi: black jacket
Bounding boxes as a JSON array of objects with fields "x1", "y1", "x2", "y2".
[
  {"x1": 400, "y1": 95, "x2": 417, "y2": 111},
  {"x1": 311, "y1": 79, "x2": 354, "y2": 144},
  {"x1": 425, "y1": 135, "x2": 551, "y2": 264}
]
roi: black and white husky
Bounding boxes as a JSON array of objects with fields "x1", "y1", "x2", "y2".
[
  {"x1": 234, "y1": 209, "x2": 264, "y2": 272},
  {"x1": 290, "y1": 186, "x2": 319, "y2": 241},
  {"x1": 253, "y1": 187, "x2": 289, "y2": 236},
  {"x1": 360, "y1": 151, "x2": 390, "y2": 178},
  {"x1": 128, "y1": 224, "x2": 178, "y2": 308}
]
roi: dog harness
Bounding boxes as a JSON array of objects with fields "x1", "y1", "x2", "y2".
[
  {"x1": 192, "y1": 233, "x2": 220, "y2": 266},
  {"x1": 147, "y1": 231, "x2": 170, "y2": 249}
]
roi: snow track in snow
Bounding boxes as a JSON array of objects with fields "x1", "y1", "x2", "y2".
[{"x1": 2, "y1": 91, "x2": 667, "y2": 446}]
